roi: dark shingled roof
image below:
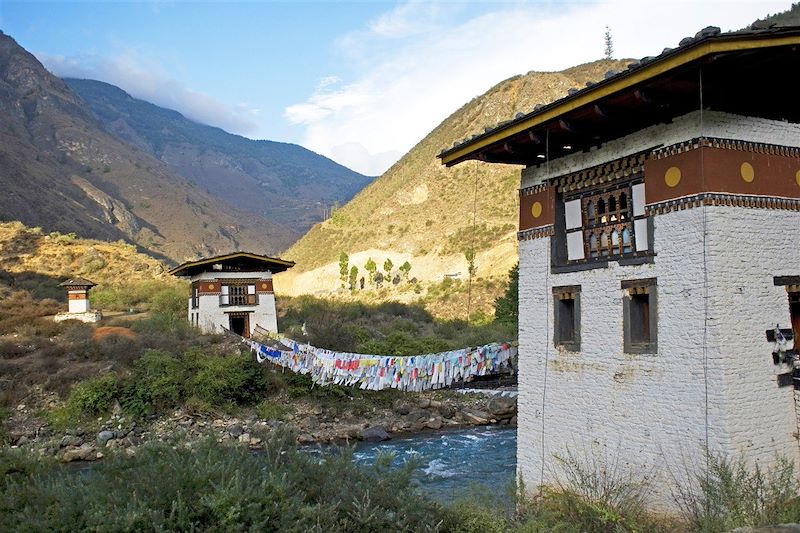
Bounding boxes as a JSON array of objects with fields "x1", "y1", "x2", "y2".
[
  {"x1": 169, "y1": 251, "x2": 295, "y2": 277},
  {"x1": 439, "y1": 24, "x2": 800, "y2": 167},
  {"x1": 58, "y1": 277, "x2": 97, "y2": 288}
]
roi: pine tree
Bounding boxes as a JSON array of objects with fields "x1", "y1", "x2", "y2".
[
  {"x1": 604, "y1": 26, "x2": 614, "y2": 60},
  {"x1": 364, "y1": 258, "x2": 377, "y2": 285},
  {"x1": 339, "y1": 251, "x2": 349, "y2": 288},
  {"x1": 494, "y1": 263, "x2": 518, "y2": 327},
  {"x1": 349, "y1": 266, "x2": 358, "y2": 291}
]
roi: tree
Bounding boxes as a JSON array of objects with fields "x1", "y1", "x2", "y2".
[
  {"x1": 399, "y1": 261, "x2": 412, "y2": 280},
  {"x1": 364, "y1": 258, "x2": 377, "y2": 285},
  {"x1": 604, "y1": 25, "x2": 614, "y2": 60},
  {"x1": 349, "y1": 266, "x2": 358, "y2": 291},
  {"x1": 464, "y1": 249, "x2": 477, "y2": 278},
  {"x1": 494, "y1": 263, "x2": 518, "y2": 327},
  {"x1": 339, "y1": 251, "x2": 349, "y2": 288},
  {"x1": 383, "y1": 258, "x2": 393, "y2": 279}
]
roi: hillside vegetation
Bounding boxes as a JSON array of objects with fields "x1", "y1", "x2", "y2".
[{"x1": 277, "y1": 59, "x2": 630, "y2": 318}]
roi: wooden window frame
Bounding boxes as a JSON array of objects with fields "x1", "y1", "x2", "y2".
[
  {"x1": 553, "y1": 285, "x2": 581, "y2": 351},
  {"x1": 622, "y1": 278, "x2": 658, "y2": 354}
]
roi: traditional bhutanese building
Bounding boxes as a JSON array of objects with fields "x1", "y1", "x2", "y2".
[
  {"x1": 54, "y1": 277, "x2": 101, "y2": 323},
  {"x1": 169, "y1": 252, "x2": 294, "y2": 338},
  {"x1": 439, "y1": 25, "x2": 800, "y2": 506}
]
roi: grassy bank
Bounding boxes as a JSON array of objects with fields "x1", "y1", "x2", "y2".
[{"x1": 4, "y1": 432, "x2": 800, "y2": 532}]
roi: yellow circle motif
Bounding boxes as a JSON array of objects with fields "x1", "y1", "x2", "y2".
[
  {"x1": 795, "y1": 169, "x2": 800, "y2": 187},
  {"x1": 531, "y1": 201, "x2": 543, "y2": 218},
  {"x1": 740, "y1": 162, "x2": 755, "y2": 183},
  {"x1": 664, "y1": 167, "x2": 681, "y2": 188},
  {"x1": 208, "y1": 283, "x2": 214, "y2": 290},
  {"x1": 262, "y1": 283, "x2": 268, "y2": 289}
]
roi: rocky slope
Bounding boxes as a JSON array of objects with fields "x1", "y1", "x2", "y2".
[
  {"x1": 277, "y1": 59, "x2": 631, "y2": 315},
  {"x1": 65, "y1": 78, "x2": 372, "y2": 236},
  {"x1": 0, "y1": 31, "x2": 294, "y2": 262}
]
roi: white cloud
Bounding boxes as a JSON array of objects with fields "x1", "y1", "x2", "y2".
[
  {"x1": 286, "y1": 0, "x2": 789, "y2": 175},
  {"x1": 39, "y1": 51, "x2": 261, "y2": 136}
]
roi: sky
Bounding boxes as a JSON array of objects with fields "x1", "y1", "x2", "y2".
[{"x1": 0, "y1": 0, "x2": 792, "y2": 176}]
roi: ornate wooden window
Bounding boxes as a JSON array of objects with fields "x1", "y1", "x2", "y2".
[
  {"x1": 220, "y1": 284, "x2": 257, "y2": 306},
  {"x1": 560, "y1": 177, "x2": 650, "y2": 266}
]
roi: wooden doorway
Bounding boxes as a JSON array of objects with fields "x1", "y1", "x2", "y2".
[{"x1": 228, "y1": 312, "x2": 251, "y2": 338}]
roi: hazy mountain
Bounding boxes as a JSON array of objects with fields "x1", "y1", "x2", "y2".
[
  {"x1": 0, "y1": 31, "x2": 295, "y2": 262},
  {"x1": 64, "y1": 78, "x2": 373, "y2": 235}
]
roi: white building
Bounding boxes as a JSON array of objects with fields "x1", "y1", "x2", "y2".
[
  {"x1": 440, "y1": 26, "x2": 800, "y2": 506},
  {"x1": 169, "y1": 252, "x2": 294, "y2": 338},
  {"x1": 55, "y1": 277, "x2": 102, "y2": 323}
]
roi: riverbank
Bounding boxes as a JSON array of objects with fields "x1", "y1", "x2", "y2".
[{"x1": 3, "y1": 386, "x2": 517, "y2": 462}]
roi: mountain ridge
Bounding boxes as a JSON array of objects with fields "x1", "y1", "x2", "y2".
[
  {"x1": 0, "y1": 31, "x2": 295, "y2": 262},
  {"x1": 64, "y1": 78, "x2": 373, "y2": 235}
]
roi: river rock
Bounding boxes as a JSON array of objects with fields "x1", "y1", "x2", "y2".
[
  {"x1": 418, "y1": 398, "x2": 431, "y2": 409},
  {"x1": 393, "y1": 400, "x2": 411, "y2": 415},
  {"x1": 60, "y1": 435, "x2": 83, "y2": 448},
  {"x1": 510, "y1": 415, "x2": 517, "y2": 426},
  {"x1": 425, "y1": 416, "x2": 443, "y2": 430},
  {"x1": 487, "y1": 396, "x2": 517, "y2": 418},
  {"x1": 228, "y1": 424, "x2": 243, "y2": 438},
  {"x1": 360, "y1": 425, "x2": 390, "y2": 442},
  {"x1": 297, "y1": 433, "x2": 315, "y2": 444},
  {"x1": 238, "y1": 433, "x2": 251, "y2": 444},
  {"x1": 439, "y1": 404, "x2": 456, "y2": 419},
  {"x1": 462, "y1": 410, "x2": 490, "y2": 425},
  {"x1": 60, "y1": 443, "x2": 96, "y2": 462},
  {"x1": 97, "y1": 430, "x2": 115, "y2": 446}
]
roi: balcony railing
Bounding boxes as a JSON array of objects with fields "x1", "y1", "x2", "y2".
[{"x1": 219, "y1": 294, "x2": 258, "y2": 307}]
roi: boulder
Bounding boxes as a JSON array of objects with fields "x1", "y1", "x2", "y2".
[
  {"x1": 60, "y1": 443, "x2": 97, "y2": 462},
  {"x1": 360, "y1": 425, "x2": 391, "y2": 442},
  {"x1": 417, "y1": 398, "x2": 431, "y2": 409},
  {"x1": 393, "y1": 400, "x2": 411, "y2": 416},
  {"x1": 238, "y1": 433, "x2": 251, "y2": 444},
  {"x1": 425, "y1": 416, "x2": 443, "y2": 430},
  {"x1": 487, "y1": 396, "x2": 517, "y2": 418},
  {"x1": 462, "y1": 410, "x2": 490, "y2": 425},
  {"x1": 60, "y1": 435, "x2": 83, "y2": 448},
  {"x1": 297, "y1": 433, "x2": 315, "y2": 444},
  {"x1": 228, "y1": 424, "x2": 243, "y2": 438},
  {"x1": 439, "y1": 404, "x2": 456, "y2": 419},
  {"x1": 97, "y1": 430, "x2": 115, "y2": 446}
]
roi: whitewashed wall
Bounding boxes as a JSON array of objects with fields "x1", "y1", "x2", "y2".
[{"x1": 516, "y1": 110, "x2": 800, "y2": 508}]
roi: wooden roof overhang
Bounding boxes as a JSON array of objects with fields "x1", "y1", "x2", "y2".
[
  {"x1": 169, "y1": 252, "x2": 295, "y2": 277},
  {"x1": 438, "y1": 27, "x2": 800, "y2": 168}
]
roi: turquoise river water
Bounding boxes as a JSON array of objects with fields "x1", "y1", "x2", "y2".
[{"x1": 346, "y1": 426, "x2": 517, "y2": 504}]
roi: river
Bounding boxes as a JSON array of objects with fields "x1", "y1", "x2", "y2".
[{"x1": 349, "y1": 425, "x2": 517, "y2": 504}]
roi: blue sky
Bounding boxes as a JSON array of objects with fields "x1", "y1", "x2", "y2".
[{"x1": 0, "y1": 1, "x2": 791, "y2": 175}]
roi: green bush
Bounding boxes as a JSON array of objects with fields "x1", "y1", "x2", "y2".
[
  {"x1": 66, "y1": 374, "x2": 118, "y2": 416},
  {"x1": 120, "y1": 350, "x2": 185, "y2": 416},
  {"x1": 673, "y1": 451, "x2": 800, "y2": 531},
  {"x1": 256, "y1": 400, "x2": 291, "y2": 421},
  {"x1": 184, "y1": 350, "x2": 269, "y2": 407},
  {"x1": 0, "y1": 432, "x2": 450, "y2": 532}
]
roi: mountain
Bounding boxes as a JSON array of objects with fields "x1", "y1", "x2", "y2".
[
  {"x1": 277, "y1": 59, "x2": 631, "y2": 316},
  {"x1": 64, "y1": 78, "x2": 373, "y2": 235},
  {"x1": 0, "y1": 31, "x2": 295, "y2": 262}
]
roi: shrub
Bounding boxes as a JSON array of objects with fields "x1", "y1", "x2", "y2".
[
  {"x1": 256, "y1": 400, "x2": 291, "y2": 421},
  {"x1": 184, "y1": 350, "x2": 269, "y2": 408},
  {"x1": 672, "y1": 450, "x2": 800, "y2": 531},
  {"x1": 119, "y1": 350, "x2": 185, "y2": 417},
  {"x1": 65, "y1": 374, "x2": 118, "y2": 416},
  {"x1": 0, "y1": 432, "x2": 450, "y2": 532}
]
